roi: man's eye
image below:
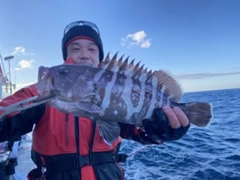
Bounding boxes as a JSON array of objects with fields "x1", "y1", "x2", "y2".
[
  {"x1": 73, "y1": 48, "x2": 80, "y2": 51},
  {"x1": 89, "y1": 48, "x2": 96, "y2": 52},
  {"x1": 58, "y1": 67, "x2": 68, "y2": 75}
]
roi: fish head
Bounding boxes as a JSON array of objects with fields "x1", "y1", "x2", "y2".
[{"x1": 37, "y1": 64, "x2": 97, "y2": 103}]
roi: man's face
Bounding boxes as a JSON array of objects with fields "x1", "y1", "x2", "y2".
[{"x1": 66, "y1": 39, "x2": 100, "y2": 67}]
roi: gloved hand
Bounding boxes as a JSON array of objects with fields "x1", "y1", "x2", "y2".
[{"x1": 142, "y1": 107, "x2": 190, "y2": 142}]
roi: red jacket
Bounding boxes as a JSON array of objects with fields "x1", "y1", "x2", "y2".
[{"x1": 0, "y1": 83, "x2": 124, "y2": 179}]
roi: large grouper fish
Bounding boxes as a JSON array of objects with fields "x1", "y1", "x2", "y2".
[{"x1": 37, "y1": 53, "x2": 213, "y2": 145}]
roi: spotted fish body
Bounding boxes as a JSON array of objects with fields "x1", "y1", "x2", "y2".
[{"x1": 37, "y1": 53, "x2": 212, "y2": 145}]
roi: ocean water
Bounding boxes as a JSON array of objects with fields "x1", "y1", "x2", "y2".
[
  {"x1": 120, "y1": 88, "x2": 240, "y2": 180},
  {"x1": 14, "y1": 88, "x2": 240, "y2": 179}
]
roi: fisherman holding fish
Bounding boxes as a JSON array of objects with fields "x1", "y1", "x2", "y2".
[{"x1": 0, "y1": 20, "x2": 205, "y2": 180}]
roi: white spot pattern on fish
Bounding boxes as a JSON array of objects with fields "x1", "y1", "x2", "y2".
[{"x1": 36, "y1": 52, "x2": 213, "y2": 145}]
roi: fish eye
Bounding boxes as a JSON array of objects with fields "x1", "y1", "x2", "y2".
[{"x1": 58, "y1": 66, "x2": 68, "y2": 75}]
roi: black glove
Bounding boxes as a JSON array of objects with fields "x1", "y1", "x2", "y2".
[{"x1": 142, "y1": 108, "x2": 190, "y2": 142}]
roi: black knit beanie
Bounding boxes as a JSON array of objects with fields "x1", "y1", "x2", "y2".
[{"x1": 61, "y1": 26, "x2": 104, "y2": 61}]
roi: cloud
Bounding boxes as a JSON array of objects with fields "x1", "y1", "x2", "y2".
[
  {"x1": 176, "y1": 71, "x2": 240, "y2": 79},
  {"x1": 121, "y1": 31, "x2": 151, "y2": 48},
  {"x1": 14, "y1": 59, "x2": 35, "y2": 71},
  {"x1": 11, "y1": 46, "x2": 26, "y2": 55},
  {"x1": 11, "y1": 46, "x2": 34, "y2": 56}
]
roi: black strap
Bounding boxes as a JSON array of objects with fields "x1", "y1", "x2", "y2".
[
  {"x1": 115, "y1": 153, "x2": 127, "y2": 163},
  {"x1": 46, "y1": 151, "x2": 126, "y2": 174},
  {"x1": 0, "y1": 120, "x2": 3, "y2": 131}
]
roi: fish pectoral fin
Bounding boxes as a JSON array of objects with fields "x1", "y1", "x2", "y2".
[
  {"x1": 77, "y1": 101, "x2": 104, "y2": 116},
  {"x1": 97, "y1": 121, "x2": 120, "y2": 146}
]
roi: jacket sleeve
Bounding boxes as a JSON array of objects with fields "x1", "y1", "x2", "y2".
[
  {"x1": 0, "y1": 104, "x2": 45, "y2": 142},
  {"x1": 0, "y1": 84, "x2": 38, "y2": 110},
  {"x1": 119, "y1": 123, "x2": 162, "y2": 145},
  {"x1": 0, "y1": 84, "x2": 45, "y2": 142}
]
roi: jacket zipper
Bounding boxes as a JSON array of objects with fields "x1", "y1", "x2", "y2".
[{"x1": 65, "y1": 113, "x2": 69, "y2": 146}]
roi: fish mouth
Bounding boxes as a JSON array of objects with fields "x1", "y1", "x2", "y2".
[
  {"x1": 37, "y1": 78, "x2": 53, "y2": 98},
  {"x1": 37, "y1": 66, "x2": 54, "y2": 97}
]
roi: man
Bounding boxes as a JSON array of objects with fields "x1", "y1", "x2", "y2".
[{"x1": 0, "y1": 20, "x2": 189, "y2": 180}]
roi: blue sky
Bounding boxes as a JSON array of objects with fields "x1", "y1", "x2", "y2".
[{"x1": 0, "y1": 0, "x2": 240, "y2": 93}]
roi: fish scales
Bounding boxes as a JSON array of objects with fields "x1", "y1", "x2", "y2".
[
  {"x1": 99, "y1": 62, "x2": 159, "y2": 125},
  {"x1": 37, "y1": 52, "x2": 213, "y2": 145}
]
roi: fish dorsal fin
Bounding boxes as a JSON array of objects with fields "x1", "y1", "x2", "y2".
[
  {"x1": 101, "y1": 52, "x2": 137, "y2": 74},
  {"x1": 106, "y1": 53, "x2": 118, "y2": 71},
  {"x1": 117, "y1": 55, "x2": 124, "y2": 67},
  {"x1": 129, "y1": 59, "x2": 135, "y2": 69},
  {"x1": 101, "y1": 52, "x2": 120, "y2": 72},
  {"x1": 145, "y1": 70, "x2": 153, "y2": 83},
  {"x1": 119, "y1": 56, "x2": 130, "y2": 72},
  {"x1": 100, "y1": 52, "x2": 111, "y2": 69},
  {"x1": 100, "y1": 53, "x2": 182, "y2": 101},
  {"x1": 153, "y1": 70, "x2": 183, "y2": 102},
  {"x1": 132, "y1": 61, "x2": 142, "y2": 76}
]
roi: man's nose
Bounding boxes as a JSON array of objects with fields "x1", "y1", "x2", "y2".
[{"x1": 80, "y1": 49, "x2": 89, "y2": 60}]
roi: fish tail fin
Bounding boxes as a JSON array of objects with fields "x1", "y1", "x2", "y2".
[{"x1": 179, "y1": 102, "x2": 213, "y2": 127}]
